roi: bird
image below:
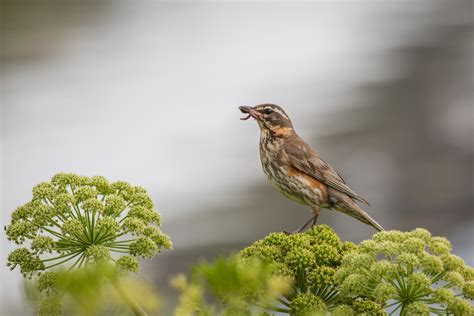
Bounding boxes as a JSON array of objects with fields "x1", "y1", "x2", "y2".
[{"x1": 238, "y1": 103, "x2": 384, "y2": 232}]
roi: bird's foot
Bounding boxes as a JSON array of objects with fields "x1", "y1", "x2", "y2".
[{"x1": 283, "y1": 229, "x2": 305, "y2": 235}]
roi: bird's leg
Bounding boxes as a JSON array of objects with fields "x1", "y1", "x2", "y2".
[
  {"x1": 310, "y1": 206, "x2": 321, "y2": 227},
  {"x1": 284, "y1": 207, "x2": 322, "y2": 234},
  {"x1": 295, "y1": 214, "x2": 316, "y2": 233},
  {"x1": 283, "y1": 215, "x2": 315, "y2": 234}
]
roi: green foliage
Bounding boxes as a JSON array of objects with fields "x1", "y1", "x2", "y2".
[
  {"x1": 171, "y1": 256, "x2": 291, "y2": 316},
  {"x1": 6, "y1": 173, "x2": 172, "y2": 279},
  {"x1": 35, "y1": 262, "x2": 161, "y2": 315},
  {"x1": 335, "y1": 228, "x2": 474, "y2": 315}
]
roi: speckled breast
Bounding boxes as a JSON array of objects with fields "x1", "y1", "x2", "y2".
[{"x1": 259, "y1": 136, "x2": 329, "y2": 207}]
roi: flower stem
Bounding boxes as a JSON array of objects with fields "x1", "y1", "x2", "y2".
[{"x1": 111, "y1": 278, "x2": 148, "y2": 316}]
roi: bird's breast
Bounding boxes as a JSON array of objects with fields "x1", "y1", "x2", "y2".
[{"x1": 259, "y1": 138, "x2": 329, "y2": 207}]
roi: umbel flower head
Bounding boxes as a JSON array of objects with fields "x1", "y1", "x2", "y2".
[
  {"x1": 335, "y1": 228, "x2": 474, "y2": 315},
  {"x1": 6, "y1": 173, "x2": 172, "y2": 279},
  {"x1": 239, "y1": 225, "x2": 380, "y2": 314}
]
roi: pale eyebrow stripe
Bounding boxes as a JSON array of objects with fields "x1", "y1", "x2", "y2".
[{"x1": 265, "y1": 106, "x2": 289, "y2": 120}]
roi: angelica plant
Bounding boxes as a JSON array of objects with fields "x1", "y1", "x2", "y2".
[
  {"x1": 335, "y1": 228, "x2": 474, "y2": 315},
  {"x1": 36, "y1": 261, "x2": 162, "y2": 315},
  {"x1": 171, "y1": 256, "x2": 290, "y2": 316},
  {"x1": 239, "y1": 225, "x2": 382, "y2": 315},
  {"x1": 6, "y1": 173, "x2": 172, "y2": 314}
]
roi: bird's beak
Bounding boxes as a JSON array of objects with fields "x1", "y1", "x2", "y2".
[{"x1": 239, "y1": 106, "x2": 261, "y2": 121}]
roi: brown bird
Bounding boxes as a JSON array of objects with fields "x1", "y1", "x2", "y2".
[{"x1": 239, "y1": 103, "x2": 384, "y2": 232}]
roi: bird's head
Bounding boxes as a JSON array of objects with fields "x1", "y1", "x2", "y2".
[{"x1": 239, "y1": 103, "x2": 294, "y2": 137}]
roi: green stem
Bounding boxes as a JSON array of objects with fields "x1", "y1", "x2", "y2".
[
  {"x1": 107, "y1": 245, "x2": 130, "y2": 250},
  {"x1": 44, "y1": 251, "x2": 82, "y2": 269},
  {"x1": 256, "y1": 303, "x2": 290, "y2": 313},
  {"x1": 385, "y1": 301, "x2": 400, "y2": 308},
  {"x1": 41, "y1": 250, "x2": 82, "y2": 263},
  {"x1": 77, "y1": 252, "x2": 87, "y2": 269},
  {"x1": 111, "y1": 278, "x2": 148, "y2": 316},
  {"x1": 67, "y1": 253, "x2": 85, "y2": 271},
  {"x1": 388, "y1": 303, "x2": 402, "y2": 315},
  {"x1": 41, "y1": 226, "x2": 63, "y2": 239},
  {"x1": 97, "y1": 232, "x2": 126, "y2": 244},
  {"x1": 110, "y1": 250, "x2": 130, "y2": 254}
]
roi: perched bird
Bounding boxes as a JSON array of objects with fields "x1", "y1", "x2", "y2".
[{"x1": 239, "y1": 104, "x2": 384, "y2": 232}]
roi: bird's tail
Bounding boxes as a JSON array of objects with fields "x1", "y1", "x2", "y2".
[{"x1": 338, "y1": 203, "x2": 385, "y2": 232}]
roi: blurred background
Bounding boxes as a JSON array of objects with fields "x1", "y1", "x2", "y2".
[{"x1": 1, "y1": 0, "x2": 473, "y2": 314}]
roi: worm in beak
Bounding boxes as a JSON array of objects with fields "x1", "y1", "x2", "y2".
[{"x1": 238, "y1": 106, "x2": 261, "y2": 120}]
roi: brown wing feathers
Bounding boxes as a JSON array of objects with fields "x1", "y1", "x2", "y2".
[{"x1": 284, "y1": 140, "x2": 371, "y2": 206}]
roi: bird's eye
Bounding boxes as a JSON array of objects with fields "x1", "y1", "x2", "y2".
[{"x1": 264, "y1": 108, "x2": 273, "y2": 115}]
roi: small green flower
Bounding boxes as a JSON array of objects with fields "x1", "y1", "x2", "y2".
[
  {"x1": 351, "y1": 298, "x2": 385, "y2": 315},
  {"x1": 61, "y1": 218, "x2": 84, "y2": 237},
  {"x1": 308, "y1": 266, "x2": 336, "y2": 287},
  {"x1": 339, "y1": 274, "x2": 368, "y2": 297},
  {"x1": 37, "y1": 271, "x2": 57, "y2": 294},
  {"x1": 407, "y1": 272, "x2": 431, "y2": 293},
  {"x1": 332, "y1": 304, "x2": 354, "y2": 316},
  {"x1": 405, "y1": 301, "x2": 429, "y2": 316},
  {"x1": 290, "y1": 293, "x2": 326, "y2": 315},
  {"x1": 111, "y1": 181, "x2": 133, "y2": 199},
  {"x1": 402, "y1": 237, "x2": 425, "y2": 253},
  {"x1": 373, "y1": 283, "x2": 397, "y2": 303},
  {"x1": 84, "y1": 244, "x2": 111, "y2": 262},
  {"x1": 11, "y1": 203, "x2": 36, "y2": 222},
  {"x1": 96, "y1": 216, "x2": 120, "y2": 236},
  {"x1": 104, "y1": 195, "x2": 126, "y2": 216},
  {"x1": 116, "y1": 256, "x2": 140, "y2": 273},
  {"x1": 442, "y1": 254, "x2": 465, "y2": 272},
  {"x1": 445, "y1": 271, "x2": 465, "y2": 289},
  {"x1": 143, "y1": 226, "x2": 173, "y2": 249},
  {"x1": 82, "y1": 198, "x2": 105, "y2": 213},
  {"x1": 122, "y1": 217, "x2": 146, "y2": 235},
  {"x1": 7, "y1": 248, "x2": 44, "y2": 278},
  {"x1": 39, "y1": 295, "x2": 61, "y2": 316},
  {"x1": 128, "y1": 206, "x2": 161, "y2": 225},
  {"x1": 130, "y1": 237, "x2": 158, "y2": 258},
  {"x1": 433, "y1": 287, "x2": 455, "y2": 305},
  {"x1": 428, "y1": 236, "x2": 451, "y2": 255},
  {"x1": 447, "y1": 297, "x2": 474, "y2": 315},
  {"x1": 409, "y1": 228, "x2": 431, "y2": 241},
  {"x1": 6, "y1": 220, "x2": 35, "y2": 244},
  {"x1": 74, "y1": 186, "x2": 98, "y2": 203},
  {"x1": 53, "y1": 193, "x2": 73, "y2": 213},
  {"x1": 130, "y1": 192, "x2": 154, "y2": 209},
  {"x1": 420, "y1": 252, "x2": 444, "y2": 274},
  {"x1": 31, "y1": 236, "x2": 55, "y2": 254},
  {"x1": 90, "y1": 176, "x2": 111, "y2": 194},
  {"x1": 32, "y1": 182, "x2": 56, "y2": 201},
  {"x1": 463, "y1": 280, "x2": 474, "y2": 299}
]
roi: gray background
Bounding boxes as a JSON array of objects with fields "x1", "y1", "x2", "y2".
[{"x1": 1, "y1": 1, "x2": 473, "y2": 314}]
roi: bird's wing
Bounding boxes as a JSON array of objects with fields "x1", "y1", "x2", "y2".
[{"x1": 284, "y1": 140, "x2": 370, "y2": 205}]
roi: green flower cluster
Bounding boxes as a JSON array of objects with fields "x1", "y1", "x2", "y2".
[
  {"x1": 239, "y1": 225, "x2": 358, "y2": 314},
  {"x1": 335, "y1": 228, "x2": 474, "y2": 315},
  {"x1": 6, "y1": 173, "x2": 172, "y2": 280},
  {"x1": 171, "y1": 256, "x2": 290, "y2": 316}
]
